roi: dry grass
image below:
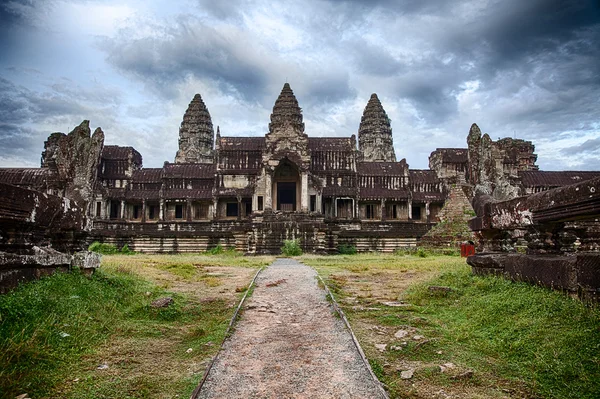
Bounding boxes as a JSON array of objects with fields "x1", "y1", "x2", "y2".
[
  {"x1": 47, "y1": 253, "x2": 275, "y2": 399},
  {"x1": 302, "y1": 253, "x2": 512, "y2": 399}
]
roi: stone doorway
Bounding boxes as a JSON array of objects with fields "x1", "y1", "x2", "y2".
[
  {"x1": 278, "y1": 182, "x2": 296, "y2": 211},
  {"x1": 273, "y1": 159, "x2": 300, "y2": 212}
]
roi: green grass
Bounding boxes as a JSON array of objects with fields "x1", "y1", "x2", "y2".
[
  {"x1": 310, "y1": 253, "x2": 600, "y2": 399},
  {"x1": 0, "y1": 268, "x2": 153, "y2": 397},
  {"x1": 401, "y1": 268, "x2": 600, "y2": 399},
  {"x1": 0, "y1": 252, "x2": 263, "y2": 399}
]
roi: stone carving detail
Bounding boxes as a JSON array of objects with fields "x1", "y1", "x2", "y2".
[
  {"x1": 358, "y1": 94, "x2": 396, "y2": 162},
  {"x1": 264, "y1": 83, "x2": 310, "y2": 170},
  {"x1": 467, "y1": 123, "x2": 538, "y2": 201},
  {"x1": 41, "y1": 120, "x2": 104, "y2": 213},
  {"x1": 175, "y1": 94, "x2": 214, "y2": 164}
]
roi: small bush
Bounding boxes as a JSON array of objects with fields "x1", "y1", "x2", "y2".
[
  {"x1": 338, "y1": 244, "x2": 357, "y2": 255},
  {"x1": 120, "y1": 244, "x2": 135, "y2": 255},
  {"x1": 88, "y1": 241, "x2": 119, "y2": 254},
  {"x1": 281, "y1": 239, "x2": 302, "y2": 256},
  {"x1": 207, "y1": 244, "x2": 224, "y2": 255},
  {"x1": 416, "y1": 248, "x2": 429, "y2": 258}
]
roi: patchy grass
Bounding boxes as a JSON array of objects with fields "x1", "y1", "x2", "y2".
[
  {"x1": 0, "y1": 253, "x2": 274, "y2": 399},
  {"x1": 305, "y1": 253, "x2": 600, "y2": 399}
]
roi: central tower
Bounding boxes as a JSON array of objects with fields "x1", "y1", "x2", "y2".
[
  {"x1": 263, "y1": 83, "x2": 310, "y2": 212},
  {"x1": 175, "y1": 94, "x2": 214, "y2": 163},
  {"x1": 358, "y1": 93, "x2": 396, "y2": 162}
]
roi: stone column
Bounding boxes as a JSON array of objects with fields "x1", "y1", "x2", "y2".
[
  {"x1": 141, "y1": 199, "x2": 146, "y2": 223},
  {"x1": 120, "y1": 200, "x2": 125, "y2": 219},
  {"x1": 159, "y1": 199, "x2": 165, "y2": 221},
  {"x1": 186, "y1": 199, "x2": 192, "y2": 221},
  {"x1": 265, "y1": 173, "x2": 273, "y2": 210},
  {"x1": 252, "y1": 194, "x2": 258, "y2": 214},
  {"x1": 212, "y1": 198, "x2": 218, "y2": 220},
  {"x1": 381, "y1": 198, "x2": 386, "y2": 221},
  {"x1": 317, "y1": 193, "x2": 322, "y2": 214},
  {"x1": 104, "y1": 200, "x2": 110, "y2": 219},
  {"x1": 300, "y1": 172, "x2": 308, "y2": 212},
  {"x1": 425, "y1": 202, "x2": 430, "y2": 223},
  {"x1": 237, "y1": 197, "x2": 242, "y2": 220},
  {"x1": 333, "y1": 196, "x2": 337, "y2": 218},
  {"x1": 407, "y1": 199, "x2": 412, "y2": 220}
]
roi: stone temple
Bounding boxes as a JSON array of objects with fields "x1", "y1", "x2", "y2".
[{"x1": 2, "y1": 83, "x2": 599, "y2": 254}]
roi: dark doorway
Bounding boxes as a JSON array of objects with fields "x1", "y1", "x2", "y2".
[
  {"x1": 278, "y1": 182, "x2": 296, "y2": 211},
  {"x1": 411, "y1": 206, "x2": 421, "y2": 220},
  {"x1": 110, "y1": 201, "x2": 120, "y2": 219}
]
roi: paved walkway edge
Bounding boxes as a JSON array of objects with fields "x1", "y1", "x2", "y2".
[
  {"x1": 190, "y1": 266, "x2": 265, "y2": 399},
  {"x1": 316, "y1": 272, "x2": 389, "y2": 399}
]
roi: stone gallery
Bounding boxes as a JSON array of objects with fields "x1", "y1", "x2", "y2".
[{"x1": 1, "y1": 83, "x2": 599, "y2": 254}]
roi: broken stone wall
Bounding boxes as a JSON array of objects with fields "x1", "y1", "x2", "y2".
[
  {"x1": 0, "y1": 183, "x2": 100, "y2": 293},
  {"x1": 467, "y1": 123, "x2": 538, "y2": 201},
  {"x1": 467, "y1": 176, "x2": 600, "y2": 301}
]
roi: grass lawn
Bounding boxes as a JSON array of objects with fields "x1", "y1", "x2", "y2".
[
  {"x1": 0, "y1": 252, "x2": 274, "y2": 399},
  {"x1": 1, "y1": 251, "x2": 598, "y2": 399},
  {"x1": 302, "y1": 252, "x2": 600, "y2": 399}
]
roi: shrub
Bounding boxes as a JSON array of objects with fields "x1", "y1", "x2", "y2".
[
  {"x1": 338, "y1": 244, "x2": 357, "y2": 255},
  {"x1": 416, "y1": 248, "x2": 429, "y2": 258},
  {"x1": 281, "y1": 239, "x2": 302, "y2": 256},
  {"x1": 88, "y1": 241, "x2": 119, "y2": 254},
  {"x1": 207, "y1": 244, "x2": 224, "y2": 255},
  {"x1": 120, "y1": 244, "x2": 135, "y2": 255}
]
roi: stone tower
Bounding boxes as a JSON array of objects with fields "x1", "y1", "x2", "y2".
[
  {"x1": 175, "y1": 94, "x2": 214, "y2": 163},
  {"x1": 358, "y1": 93, "x2": 396, "y2": 162}
]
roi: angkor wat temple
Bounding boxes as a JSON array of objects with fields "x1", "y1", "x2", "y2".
[{"x1": 2, "y1": 83, "x2": 599, "y2": 254}]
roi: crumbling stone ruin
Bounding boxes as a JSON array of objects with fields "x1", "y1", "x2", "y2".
[
  {"x1": 0, "y1": 121, "x2": 103, "y2": 292},
  {"x1": 467, "y1": 177, "x2": 600, "y2": 301},
  {"x1": 1, "y1": 83, "x2": 599, "y2": 257}
]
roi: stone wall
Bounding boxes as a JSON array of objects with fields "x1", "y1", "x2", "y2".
[
  {"x1": 90, "y1": 214, "x2": 432, "y2": 254},
  {"x1": 467, "y1": 176, "x2": 600, "y2": 301},
  {"x1": 0, "y1": 183, "x2": 100, "y2": 293}
]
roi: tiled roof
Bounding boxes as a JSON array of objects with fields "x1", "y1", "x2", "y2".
[
  {"x1": 126, "y1": 190, "x2": 161, "y2": 200},
  {"x1": 163, "y1": 189, "x2": 213, "y2": 199},
  {"x1": 132, "y1": 168, "x2": 162, "y2": 182},
  {"x1": 519, "y1": 171, "x2": 600, "y2": 188},
  {"x1": 359, "y1": 187, "x2": 410, "y2": 200},
  {"x1": 357, "y1": 161, "x2": 408, "y2": 176},
  {"x1": 412, "y1": 192, "x2": 445, "y2": 202},
  {"x1": 102, "y1": 145, "x2": 141, "y2": 162},
  {"x1": 409, "y1": 169, "x2": 439, "y2": 184},
  {"x1": 163, "y1": 163, "x2": 216, "y2": 179},
  {"x1": 0, "y1": 168, "x2": 51, "y2": 187},
  {"x1": 219, "y1": 137, "x2": 265, "y2": 151},
  {"x1": 308, "y1": 137, "x2": 354, "y2": 151},
  {"x1": 322, "y1": 186, "x2": 358, "y2": 197}
]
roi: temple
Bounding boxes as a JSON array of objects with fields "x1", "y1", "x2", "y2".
[{"x1": 2, "y1": 83, "x2": 599, "y2": 253}]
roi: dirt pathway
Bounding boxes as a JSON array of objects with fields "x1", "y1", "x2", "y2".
[{"x1": 196, "y1": 258, "x2": 386, "y2": 398}]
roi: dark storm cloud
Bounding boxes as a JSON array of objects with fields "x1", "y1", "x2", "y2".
[
  {"x1": 304, "y1": 72, "x2": 357, "y2": 107},
  {"x1": 0, "y1": 75, "x2": 122, "y2": 166},
  {"x1": 349, "y1": 39, "x2": 404, "y2": 77},
  {"x1": 561, "y1": 137, "x2": 600, "y2": 156},
  {"x1": 99, "y1": 16, "x2": 270, "y2": 101},
  {"x1": 196, "y1": 0, "x2": 245, "y2": 21},
  {"x1": 0, "y1": 0, "x2": 37, "y2": 26}
]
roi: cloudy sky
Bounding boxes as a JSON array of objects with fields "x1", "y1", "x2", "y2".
[{"x1": 1, "y1": 0, "x2": 599, "y2": 170}]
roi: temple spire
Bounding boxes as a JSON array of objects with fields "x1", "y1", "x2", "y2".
[
  {"x1": 175, "y1": 94, "x2": 214, "y2": 163},
  {"x1": 358, "y1": 93, "x2": 396, "y2": 162},
  {"x1": 269, "y1": 83, "x2": 304, "y2": 133}
]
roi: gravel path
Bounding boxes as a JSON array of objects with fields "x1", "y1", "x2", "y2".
[{"x1": 196, "y1": 258, "x2": 386, "y2": 399}]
